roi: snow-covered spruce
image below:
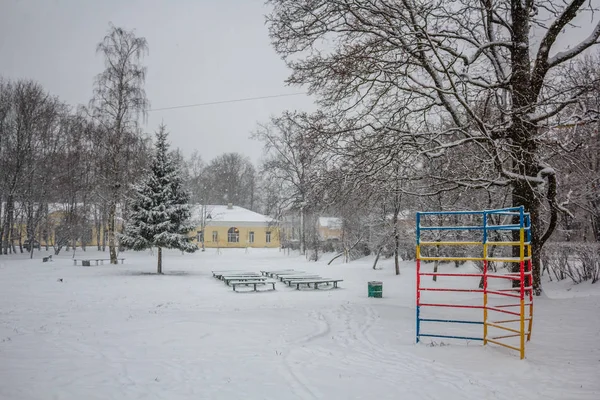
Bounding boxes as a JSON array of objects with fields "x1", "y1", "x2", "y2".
[{"x1": 119, "y1": 124, "x2": 197, "y2": 273}]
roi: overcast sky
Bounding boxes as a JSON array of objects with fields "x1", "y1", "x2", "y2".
[
  {"x1": 1, "y1": 1, "x2": 598, "y2": 165},
  {"x1": 0, "y1": 0, "x2": 315, "y2": 164}
]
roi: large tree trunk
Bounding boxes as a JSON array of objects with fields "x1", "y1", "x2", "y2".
[
  {"x1": 157, "y1": 246, "x2": 162, "y2": 274},
  {"x1": 108, "y1": 202, "x2": 118, "y2": 264},
  {"x1": 2, "y1": 199, "x2": 14, "y2": 255}
]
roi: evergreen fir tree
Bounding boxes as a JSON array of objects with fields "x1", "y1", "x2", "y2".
[{"x1": 120, "y1": 124, "x2": 197, "y2": 273}]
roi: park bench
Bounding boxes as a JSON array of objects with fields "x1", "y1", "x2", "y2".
[
  {"x1": 74, "y1": 258, "x2": 125, "y2": 266},
  {"x1": 270, "y1": 271, "x2": 305, "y2": 279},
  {"x1": 223, "y1": 275, "x2": 268, "y2": 286},
  {"x1": 289, "y1": 279, "x2": 343, "y2": 290},
  {"x1": 212, "y1": 270, "x2": 254, "y2": 279},
  {"x1": 280, "y1": 275, "x2": 322, "y2": 285},
  {"x1": 231, "y1": 279, "x2": 277, "y2": 292},
  {"x1": 261, "y1": 269, "x2": 294, "y2": 277}
]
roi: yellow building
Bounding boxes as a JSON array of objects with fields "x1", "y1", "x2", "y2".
[
  {"x1": 190, "y1": 204, "x2": 279, "y2": 248},
  {"x1": 317, "y1": 217, "x2": 342, "y2": 240}
]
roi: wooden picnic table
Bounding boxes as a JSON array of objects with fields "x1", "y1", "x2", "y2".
[
  {"x1": 289, "y1": 279, "x2": 343, "y2": 290},
  {"x1": 270, "y1": 271, "x2": 305, "y2": 278},
  {"x1": 280, "y1": 275, "x2": 322, "y2": 284},
  {"x1": 260, "y1": 269, "x2": 295, "y2": 277},
  {"x1": 231, "y1": 279, "x2": 276, "y2": 292},
  {"x1": 212, "y1": 271, "x2": 256, "y2": 279},
  {"x1": 74, "y1": 258, "x2": 125, "y2": 266},
  {"x1": 223, "y1": 275, "x2": 268, "y2": 286}
]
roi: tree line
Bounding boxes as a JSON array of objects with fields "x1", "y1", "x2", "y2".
[{"x1": 0, "y1": 25, "x2": 266, "y2": 261}]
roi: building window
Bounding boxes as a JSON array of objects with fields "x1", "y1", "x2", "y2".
[
  {"x1": 212, "y1": 231, "x2": 218, "y2": 242},
  {"x1": 197, "y1": 230, "x2": 204, "y2": 242},
  {"x1": 266, "y1": 231, "x2": 271, "y2": 243},
  {"x1": 228, "y1": 227, "x2": 240, "y2": 243},
  {"x1": 249, "y1": 231, "x2": 254, "y2": 243}
]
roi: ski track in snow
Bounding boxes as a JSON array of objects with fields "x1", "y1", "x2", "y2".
[{"x1": 0, "y1": 249, "x2": 599, "y2": 399}]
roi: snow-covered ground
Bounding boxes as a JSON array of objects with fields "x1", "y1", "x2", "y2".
[{"x1": 0, "y1": 248, "x2": 598, "y2": 400}]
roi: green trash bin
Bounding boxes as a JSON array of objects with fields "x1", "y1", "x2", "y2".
[{"x1": 368, "y1": 281, "x2": 383, "y2": 298}]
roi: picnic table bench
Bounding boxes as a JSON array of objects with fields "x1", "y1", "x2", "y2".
[
  {"x1": 261, "y1": 269, "x2": 294, "y2": 277},
  {"x1": 280, "y1": 275, "x2": 322, "y2": 285},
  {"x1": 212, "y1": 270, "x2": 255, "y2": 279},
  {"x1": 74, "y1": 258, "x2": 125, "y2": 266},
  {"x1": 231, "y1": 279, "x2": 277, "y2": 292},
  {"x1": 289, "y1": 279, "x2": 343, "y2": 290},
  {"x1": 223, "y1": 275, "x2": 268, "y2": 286},
  {"x1": 270, "y1": 271, "x2": 305, "y2": 279}
]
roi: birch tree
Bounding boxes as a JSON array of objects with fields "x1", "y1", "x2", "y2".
[{"x1": 90, "y1": 24, "x2": 149, "y2": 264}]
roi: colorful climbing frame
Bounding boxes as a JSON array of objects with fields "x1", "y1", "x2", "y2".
[{"x1": 415, "y1": 206, "x2": 533, "y2": 359}]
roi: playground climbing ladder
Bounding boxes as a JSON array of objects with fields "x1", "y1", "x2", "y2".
[{"x1": 415, "y1": 206, "x2": 533, "y2": 359}]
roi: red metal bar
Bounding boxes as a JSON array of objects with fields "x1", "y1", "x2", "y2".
[
  {"x1": 486, "y1": 290, "x2": 521, "y2": 298},
  {"x1": 419, "y1": 303, "x2": 484, "y2": 309},
  {"x1": 419, "y1": 288, "x2": 484, "y2": 293},
  {"x1": 486, "y1": 274, "x2": 521, "y2": 280},
  {"x1": 494, "y1": 303, "x2": 532, "y2": 308},
  {"x1": 419, "y1": 272, "x2": 484, "y2": 278}
]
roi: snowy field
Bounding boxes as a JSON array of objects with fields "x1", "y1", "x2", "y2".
[{"x1": 1, "y1": 248, "x2": 599, "y2": 400}]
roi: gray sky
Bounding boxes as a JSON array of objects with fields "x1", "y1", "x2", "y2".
[
  {"x1": 1, "y1": 1, "x2": 598, "y2": 164},
  {"x1": 0, "y1": 0, "x2": 315, "y2": 164}
]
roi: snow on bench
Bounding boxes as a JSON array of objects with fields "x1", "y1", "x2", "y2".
[
  {"x1": 223, "y1": 275, "x2": 269, "y2": 286},
  {"x1": 231, "y1": 279, "x2": 277, "y2": 292},
  {"x1": 212, "y1": 271, "x2": 257, "y2": 279},
  {"x1": 270, "y1": 271, "x2": 306, "y2": 279},
  {"x1": 280, "y1": 275, "x2": 322, "y2": 284},
  {"x1": 74, "y1": 258, "x2": 125, "y2": 266},
  {"x1": 261, "y1": 269, "x2": 295, "y2": 277},
  {"x1": 289, "y1": 279, "x2": 343, "y2": 290}
]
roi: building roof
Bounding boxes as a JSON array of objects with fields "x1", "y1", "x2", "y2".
[{"x1": 190, "y1": 205, "x2": 275, "y2": 225}]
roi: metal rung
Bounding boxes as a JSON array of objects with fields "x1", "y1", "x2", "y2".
[
  {"x1": 492, "y1": 318, "x2": 532, "y2": 324},
  {"x1": 420, "y1": 318, "x2": 483, "y2": 325},
  {"x1": 486, "y1": 338, "x2": 520, "y2": 352},
  {"x1": 418, "y1": 333, "x2": 483, "y2": 341},
  {"x1": 486, "y1": 322, "x2": 521, "y2": 334}
]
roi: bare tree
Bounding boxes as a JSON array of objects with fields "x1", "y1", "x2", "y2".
[
  {"x1": 253, "y1": 111, "x2": 326, "y2": 255},
  {"x1": 267, "y1": 0, "x2": 600, "y2": 293},
  {"x1": 90, "y1": 24, "x2": 149, "y2": 264}
]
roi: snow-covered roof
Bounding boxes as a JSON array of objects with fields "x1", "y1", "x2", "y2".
[
  {"x1": 190, "y1": 205, "x2": 275, "y2": 225},
  {"x1": 318, "y1": 217, "x2": 342, "y2": 229}
]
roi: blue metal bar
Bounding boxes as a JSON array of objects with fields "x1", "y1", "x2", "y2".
[
  {"x1": 416, "y1": 305, "x2": 421, "y2": 343},
  {"x1": 417, "y1": 333, "x2": 484, "y2": 341},
  {"x1": 483, "y1": 211, "x2": 488, "y2": 245},
  {"x1": 416, "y1": 211, "x2": 484, "y2": 215},
  {"x1": 416, "y1": 212, "x2": 421, "y2": 245},
  {"x1": 420, "y1": 318, "x2": 484, "y2": 325}
]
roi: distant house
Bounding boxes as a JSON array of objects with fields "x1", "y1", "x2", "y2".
[
  {"x1": 317, "y1": 217, "x2": 342, "y2": 240},
  {"x1": 190, "y1": 204, "x2": 279, "y2": 248}
]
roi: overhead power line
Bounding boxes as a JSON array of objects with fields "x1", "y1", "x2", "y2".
[{"x1": 147, "y1": 92, "x2": 308, "y2": 112}]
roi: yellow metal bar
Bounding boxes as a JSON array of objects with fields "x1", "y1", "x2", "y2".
[
  {"x1": 416, "y1": 245, "x2": 420, "y2": 260},
  {"x1": 487, "y1": 338, "x2": 520, "y2": 352},
  {"x1": 420, "y1": 241, "x2": 482, "y2": 246},
  {"x1": 419, "y1": 256, "x2": 484, "y2": 262},
  {"x1": 527, "y1": 303, "x2": 533, "y2": 341},
  {"x1": 491, "y1": 333, "x2": 522, "y2": 340},
  {"x1": 487, "y1": 322, "x2": 521, "y2": 334},
  {"x1": 492, "y1": 318, "x2": 531, "y2": 324}
]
